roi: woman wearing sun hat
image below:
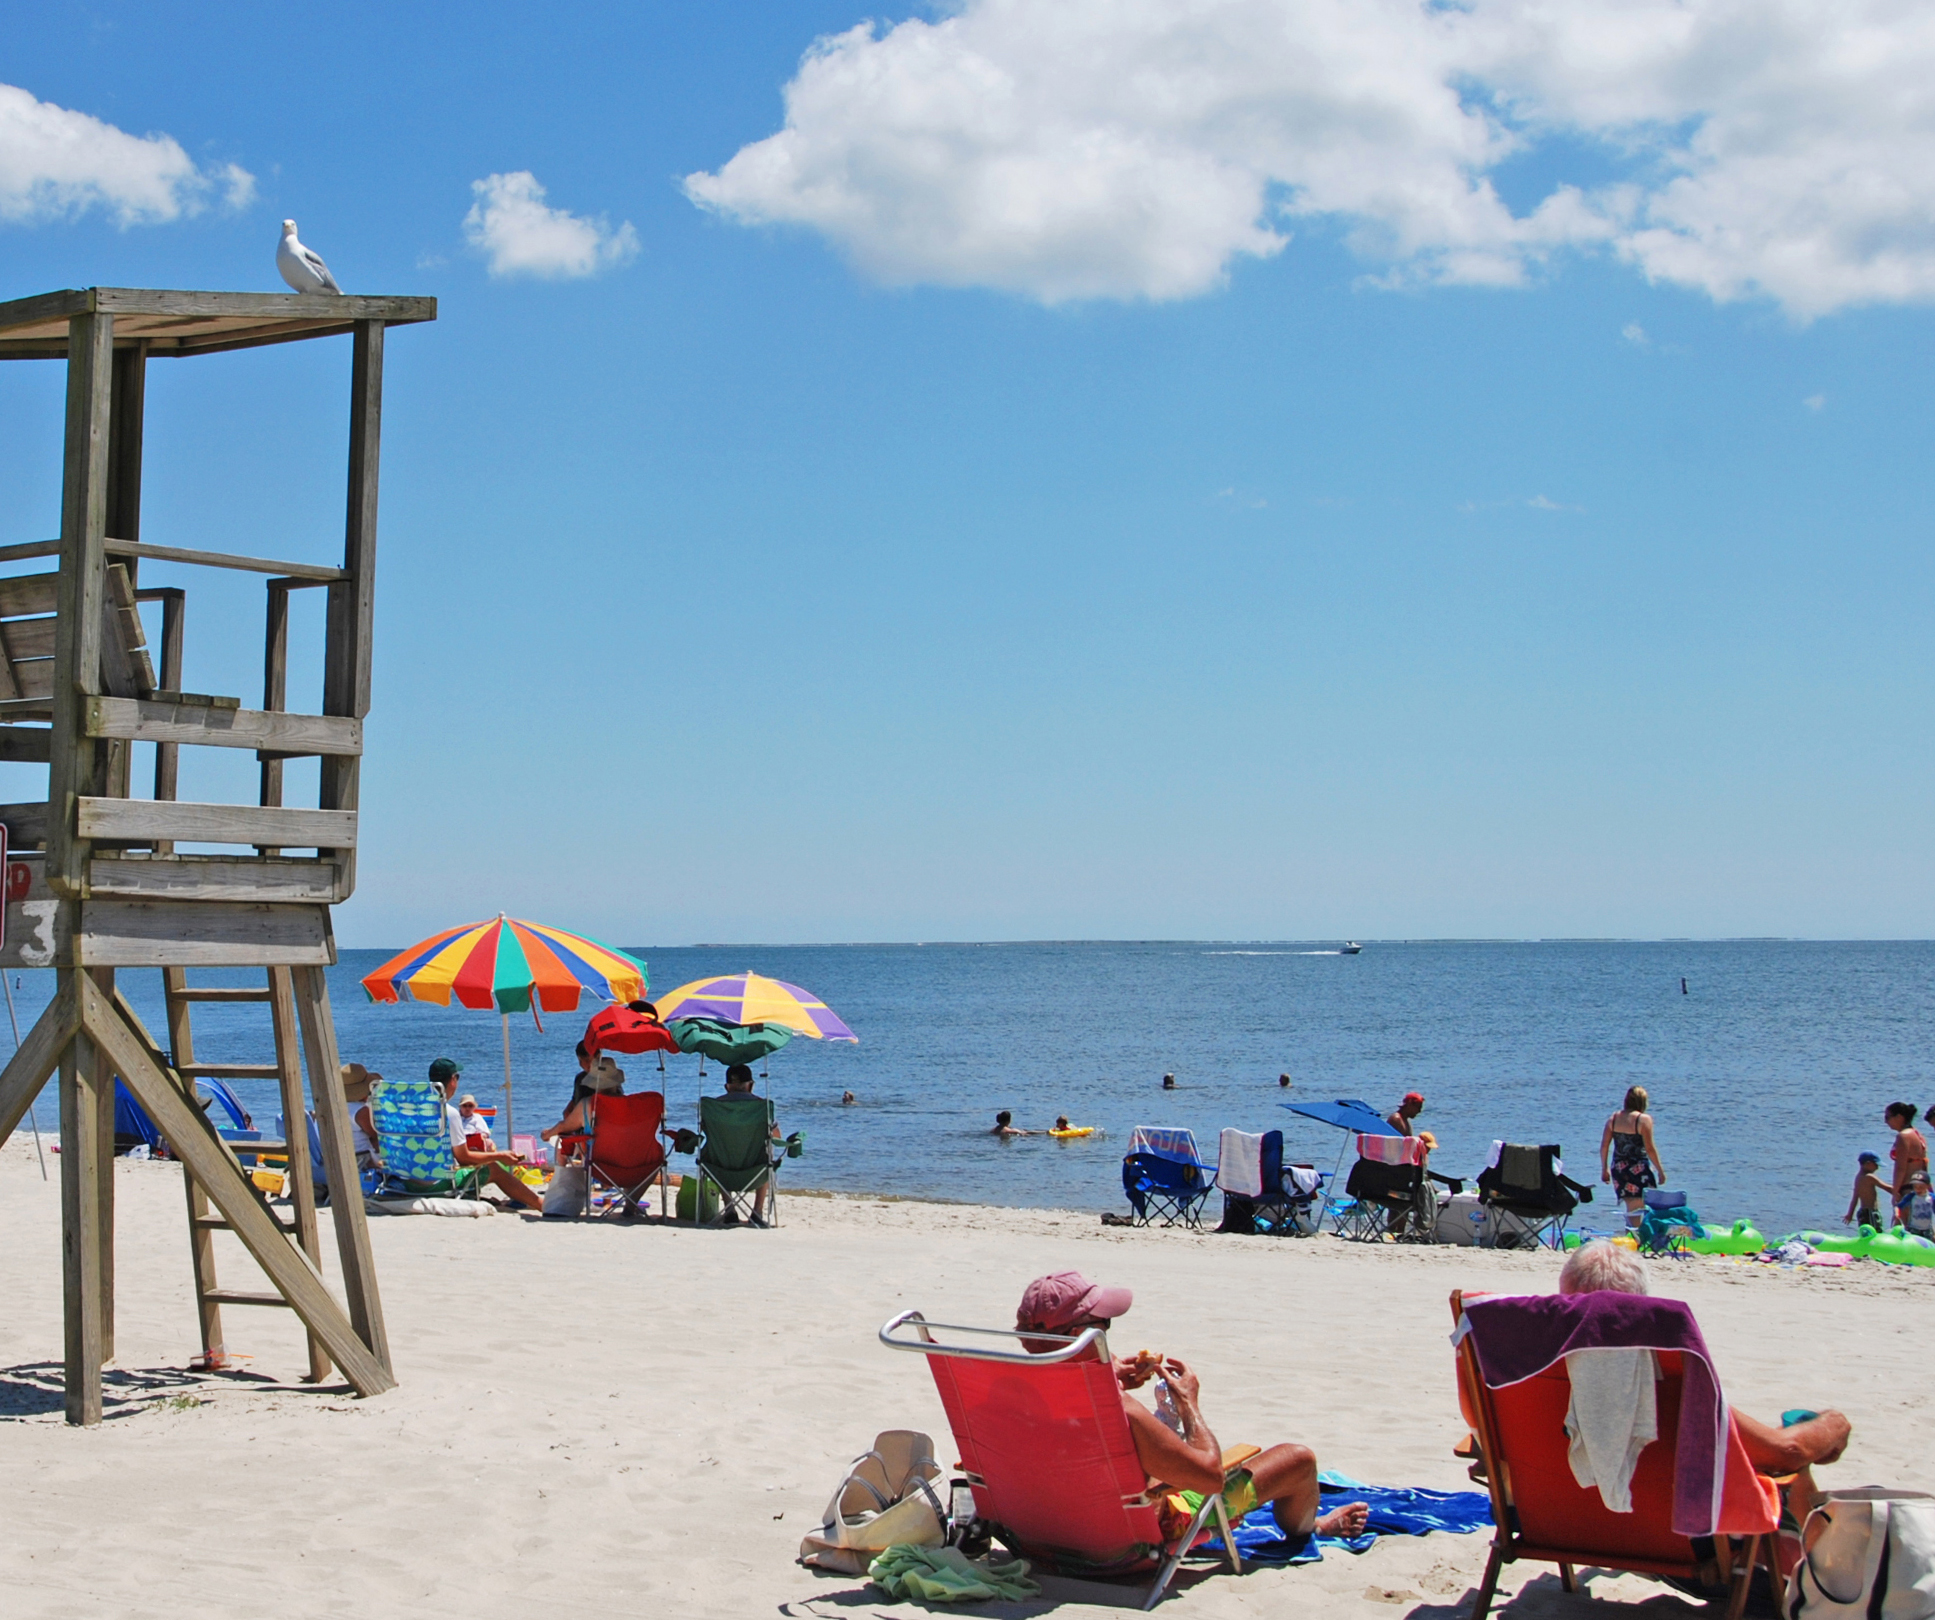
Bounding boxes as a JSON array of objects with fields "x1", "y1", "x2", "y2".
[{"x1": 341, "y1": 1063, "x2": 384, "y2": 1173}]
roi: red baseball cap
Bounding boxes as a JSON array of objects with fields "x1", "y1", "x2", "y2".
[
  {"x1": 1403, "y1": 1091, "x2": 1425, "y2": 1106},
  {"x1": 1016, "y1": 1271, "x2": 1133, "y2": 1336}
]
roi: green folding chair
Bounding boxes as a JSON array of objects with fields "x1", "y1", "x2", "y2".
[{"x1": 692, "y1": 1094, "x2": 801, "y2": 1228}]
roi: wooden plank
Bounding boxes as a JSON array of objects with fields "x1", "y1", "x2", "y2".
[
  {"x1": 293, "y1": 963, "x2": 391, "y2": 1374},
  {"x1": 85, "y1": 696, "x2": 360, "y2": 757},
  {"x1": 203, "y1": 1290, "x2": 293, "y2": 1308},
  {"x1": 0, "y1": 727, "x2": 50, "y2": 763},
  {"x1": 87, "y1": 856, "x2": 347, "y2": 905},
  {"x1": 0, "y1": 618, "x2": 58, "y2": 660},
  {"x1": 104, "y1": 538, "x2": 345, "y2": 583},
  {"x1": 59, "y1": 984, "x2": 104, "y2": 1425},
  {"x1": 75, "y1": 899, "x2": 334, "y2": 967},
  {"x1": 0, "y1": 802, "x2": 49, "y2": 847},
  {"x1": 0, "y1": 575, "x2": 58, "y2": 616},
  {"x1": 269, "y1": 964, "x2": 331, "y2": 1383},
  {"x1": 104, "y1": 564, "x2": 156, "y2": 694},
  {"x1": 0, "y1": 542, "x2": 59, "y2": 565},
  {"x1": 79, "y1": 974, "x2": 394, "y2": 1398},
  {"x1": 93, "y1": 289, "x2": 435, "y2": 324},
  {"x1": 0, "y1": 981, "x2": 78, "y2": 1147},
  {"x1": 168, "y1": 986, "x2": 273, "y2": 1003},
  {"x1": 77, "y1": 798, "x2": 356, "y2": 849},
  {"x1": 8, "y1": 662, "x2": 53, "y2": 700},
  {"x1": 176, "y1": 1063, "x2": 281, "y2": 1079},
  {"x1": 50, "y1": 311, "x2": 113, "y2": 901}
]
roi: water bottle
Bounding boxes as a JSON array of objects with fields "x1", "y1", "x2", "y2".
[{"x1": 1153, "y1": 1377, "x2": 1183, "y2": 1432}]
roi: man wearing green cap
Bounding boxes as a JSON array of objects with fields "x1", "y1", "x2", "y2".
[{"x1": 432, "y1": 1058, "x2": 541, "y2": 1211}]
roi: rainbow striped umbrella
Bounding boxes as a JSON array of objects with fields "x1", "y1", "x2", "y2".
[
  {"x1": 654, "y1": 972, "x2": 856, "y2": 1042},
  {"x1": 362, "y1": 916, "x2": 647, "y2": 1141}
]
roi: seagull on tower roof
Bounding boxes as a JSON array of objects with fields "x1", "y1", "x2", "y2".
[{"x1": 277, "y1": 219, "x2": 343, "y2": 295}]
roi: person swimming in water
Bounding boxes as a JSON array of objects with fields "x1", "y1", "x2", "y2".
[{"x1": 992, "y1": 1110, "x2": 1030, "y2": 1138}]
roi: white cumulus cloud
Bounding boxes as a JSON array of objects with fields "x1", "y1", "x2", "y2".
[
  {"x1": 684, "y1": 0, "x2": 1935, "y2": 317},
  {"x1": 0, "y1": 82, "x2": 253, "y2": 225},
  {"x1": 464, "y1": 171, "x2": 639, "y2": 279}
]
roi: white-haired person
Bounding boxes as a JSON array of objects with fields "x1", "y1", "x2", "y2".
[
  {"x1": 1016, "y1": 1272, "x2": 1369, "y2": 1552},
  {"x1": 1557, "y1": 1242, "x2": 1850, "y2": 1509}
]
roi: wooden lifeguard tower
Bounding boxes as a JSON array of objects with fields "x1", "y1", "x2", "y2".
[{"x1": 0, "y1": 287, "x2": 434, "y2": 1424}]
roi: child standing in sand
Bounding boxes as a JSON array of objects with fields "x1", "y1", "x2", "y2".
[{"x1": 1844, "y1": 1151, "x2": 1885, "y2": 1229}]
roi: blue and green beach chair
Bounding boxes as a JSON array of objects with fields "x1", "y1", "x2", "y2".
[{"x1": 369, "y1": 1078, "x2": 485, "y2": 1200}]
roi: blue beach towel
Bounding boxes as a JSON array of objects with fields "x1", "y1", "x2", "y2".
[{"x1": 1206, "y1": 1472, "x2": 1492, "y2": 1566}]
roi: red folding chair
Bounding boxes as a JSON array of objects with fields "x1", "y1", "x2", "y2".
[
  {"x1": 879, "y1": 1310, "x2": 1243, "y2": 1609},
  {"x1": 1450, "y1": 1290, "x2": 1780, "y2": 1620},
  {"x1": 557, "y1": 1091, "x2": 670, "y2": 1218}
]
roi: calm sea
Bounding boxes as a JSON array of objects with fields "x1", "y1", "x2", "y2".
[{"x1": 11, "y1": 940, "x2": 1931, "y2": 1241}]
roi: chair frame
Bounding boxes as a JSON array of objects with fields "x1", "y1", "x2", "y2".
[
  {"x1": 1448, "y1": 1290, "x2": 1765, "y2": 1620},
  {"x1": 1476, "y1": 1145, "x2": 1595, "y2": 1250},
  {"x1": 1123, "y1": 1150, "x2": 1215, "y2": 1229},
  {"x1": 880, "y1": 1311, "x2": 1241, "y2": 1609}
]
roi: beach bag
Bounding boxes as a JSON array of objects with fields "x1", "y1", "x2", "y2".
[
  {"x1": 1788, "y1": 1491, "x2": 1935, "y2": 1619},
  {"x1": 674, "y1": 1175, "x2": 721, "y2": 1223},
  {"x1": 798, "y1": 1431, "x2": 945, "y2": 1574},
  {"x1": 541, "y1": 1162, "x2": 587, "y2": 1217}
]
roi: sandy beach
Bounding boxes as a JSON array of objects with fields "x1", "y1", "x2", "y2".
[{"x1": 1, "y1": 1135, "x2": 1929, "y2": 1620}]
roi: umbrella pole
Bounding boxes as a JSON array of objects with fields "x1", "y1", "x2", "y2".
[{"x1": 501, "y1": 1011, "x2": 515, "y2": 1149}]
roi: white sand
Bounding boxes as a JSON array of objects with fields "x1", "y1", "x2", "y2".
[{"x1": 2, "y1": 1136, "x2": 1929, "y2": 1620}]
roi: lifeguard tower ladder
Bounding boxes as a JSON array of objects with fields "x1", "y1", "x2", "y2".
[{"x1": 0, "y1": 287, "x2": 434, "y2": 1424}]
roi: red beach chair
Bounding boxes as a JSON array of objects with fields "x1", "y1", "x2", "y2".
[
  {"x1": 1449, "y1": 1290, "x2": 1779, "y2": 1620},
  {"x1": 879, "y1": 1310, "x2": 1243, "y2": 1609},
  {"x1": 557, "y1": 1091, "x2": 670, "y2": 1218}
]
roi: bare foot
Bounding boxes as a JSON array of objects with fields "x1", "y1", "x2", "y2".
[{"x1": 1317, "y1": 1501, "x2": 1370, "y2": 1537}]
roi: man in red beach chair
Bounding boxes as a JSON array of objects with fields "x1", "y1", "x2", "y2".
[{"x1": 881, "y1": 1271, "x2": 1366, "y2": 1607}]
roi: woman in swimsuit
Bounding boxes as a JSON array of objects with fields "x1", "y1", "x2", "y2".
[
  {"x1": 1885, "y1": 1101, "x2": 1928, "y2": 1229},
  {"x1": 1599, "y1": 1085, "x2": 1666, "y2": 1232}
]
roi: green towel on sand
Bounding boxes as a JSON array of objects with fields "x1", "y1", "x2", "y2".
[{"x1": 868, "y1": 1544, "x2": 1041, "y2": 1603}]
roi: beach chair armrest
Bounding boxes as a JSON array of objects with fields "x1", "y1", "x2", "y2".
[{"x1": 1559, "y1": 1175, "x2": 1595, "y2": 1202}]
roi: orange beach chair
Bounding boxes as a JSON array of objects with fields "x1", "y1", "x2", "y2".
[
  {"x1": 1450, "y1": 1290, "x2": 1779, "y2": 1620},
  {"x1": 879, "y1": 1310, "x2": 1246, "y2": 1609}
]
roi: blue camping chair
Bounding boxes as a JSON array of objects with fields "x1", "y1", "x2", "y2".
[
  {"x1": 1214, "y1": 1128, "x2": 1327, "y2": 1235},
  {"x1": 1121, "y1": 1126, "x2": 1214, "y2": 1228}
]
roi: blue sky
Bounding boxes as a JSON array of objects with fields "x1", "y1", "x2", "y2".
[{"x1": 1, "y1": 0, "x2": 1932, "y2": 945}]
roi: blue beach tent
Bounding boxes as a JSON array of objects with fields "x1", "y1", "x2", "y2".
[{"x1": 114, "y1": 1076, "x2": 252, "y2": 1154}]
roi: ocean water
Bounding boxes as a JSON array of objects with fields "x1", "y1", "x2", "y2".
[{"x1": 10, "y1": 940, "x2": 1931, "y2": 1241}]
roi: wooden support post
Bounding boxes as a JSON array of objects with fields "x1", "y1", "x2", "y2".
[
  {"x1": 50, "y1": 312, "x2": 113, "y2": 901},
  {"x1": 58, "y1": 971, "x2": 103, "y2": 1424},
  {"x1": 320, "y1": 320, "x2": 381, "y2": 898},
  {"x1": 291, "y1": 963, "x2": 390, "y2": 1373},
  {"x1": 261, "y1": 580, "x2": 289, "y2": 821},
  {"x1": 269, "y1": 966, "x2": 329, "y2": 1382},
  {"x1": 103, "y1": 344, "x2": 145, "y2": 803},
  {"x1": 137, "y1": 586, "x2": 184, "y2": 852},
  {"x1": 90, "y1": 967, "x2": 115, "y2": 1364},
  {"x1": 77, "y1": 973, "x2": 393, "y2": 1397}
]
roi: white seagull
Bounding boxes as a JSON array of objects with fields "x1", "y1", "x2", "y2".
[{"x1": 277, "y1": 219, "x2": 343, "y2": 295}]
